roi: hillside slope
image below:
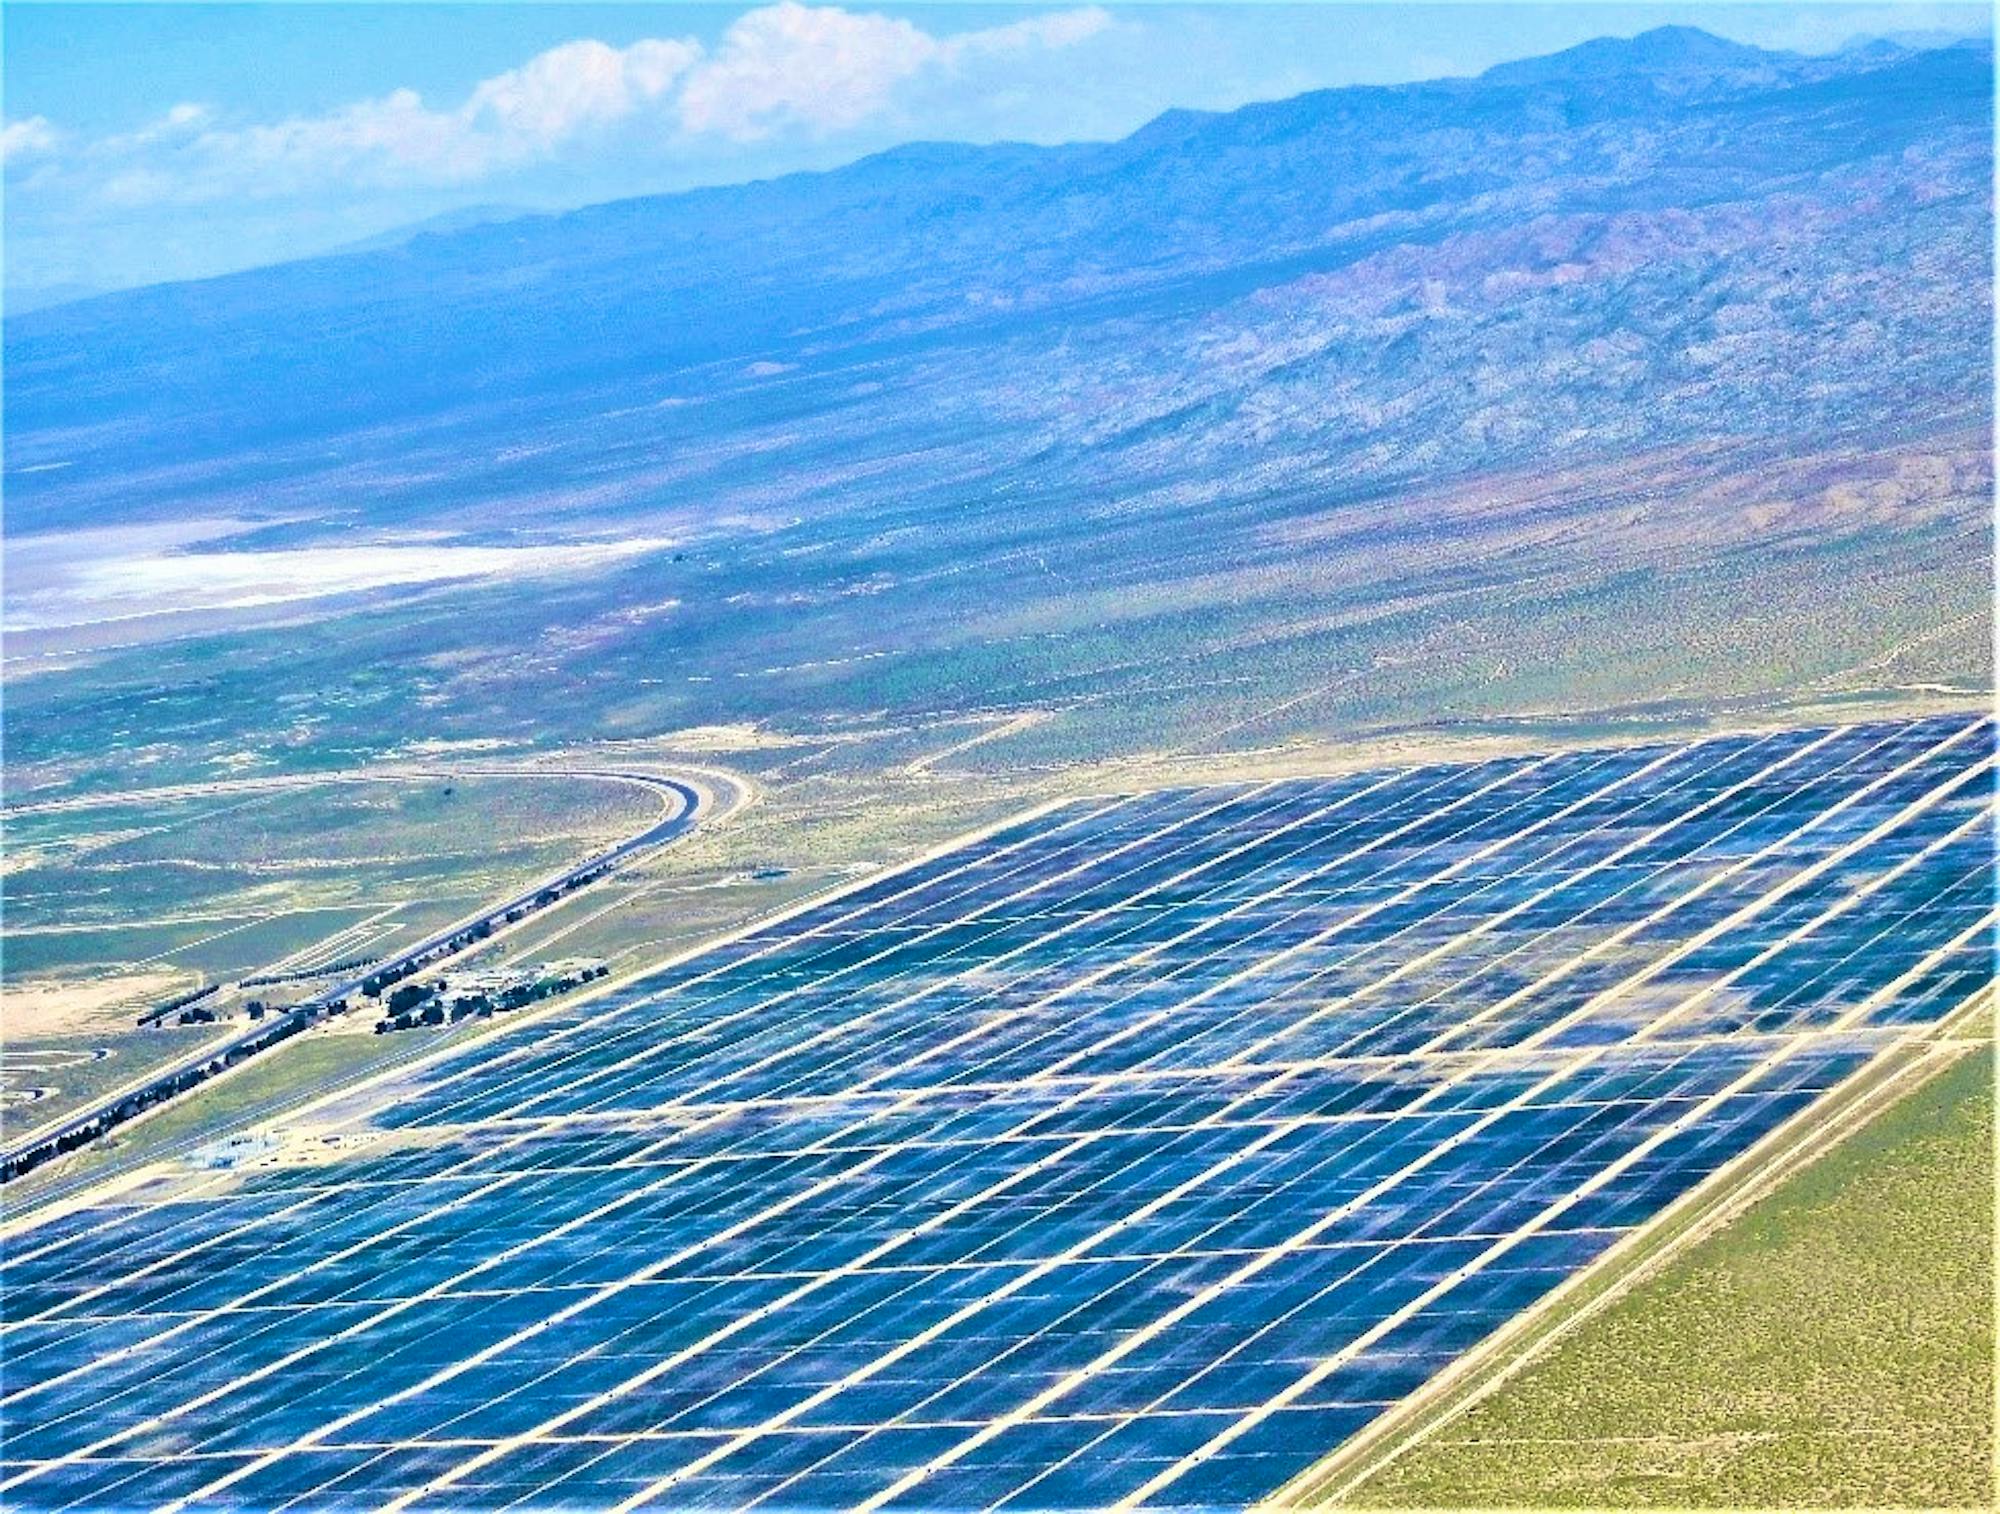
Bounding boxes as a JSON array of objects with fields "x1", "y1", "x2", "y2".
[
  {"x1": 5, "y1": 32, "x2": 1989, "y2": 537},
  {"x1": 3, "y1": 31, "x2": 1991, "y2": 801}
]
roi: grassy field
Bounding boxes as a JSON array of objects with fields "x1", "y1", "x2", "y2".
[
  {"x1": 5, "y1": 430, "x2": 1988, "y2": 812},
  {"x1": 0, "y1": 771, "x2": 661, "y2": 1137},
  {"x1": 1340, "y1": 1044, "x2": 1995, "y2": 1510},
  {"x1": 3, "y1": 774, "x2": 654, "y2": 930}
]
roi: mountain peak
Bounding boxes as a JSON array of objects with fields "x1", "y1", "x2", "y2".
[
  {"x1": 336, "y1": 203, "x2": 537, "y2": 256},
  {"x1": 1482, "y1": 25, "x2": 1779, "y2": 86}
]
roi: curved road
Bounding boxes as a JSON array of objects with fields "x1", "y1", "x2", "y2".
[
  {"x1": 1, "y1": 768, "x2": 728, "y2": 1185},
  {"x1": 302, "y1": 772, "x2": 703, "y2": 1012}
]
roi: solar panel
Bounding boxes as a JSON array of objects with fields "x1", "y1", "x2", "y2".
[{"x1": 2, "y1": 713, "x2": 1992, "y2": 1512}]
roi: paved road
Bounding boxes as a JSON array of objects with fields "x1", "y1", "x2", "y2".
[
  {"x1": 303, "y1": 772, "x2": 701, "y2": 1011},
  {"x1": 0, "y1": 771, "x2": 713, "y2": 1184}
]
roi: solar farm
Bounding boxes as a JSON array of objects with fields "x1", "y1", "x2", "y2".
[{"x1": 1, "y1": 712, "x2": 1992, "y2": 1513}]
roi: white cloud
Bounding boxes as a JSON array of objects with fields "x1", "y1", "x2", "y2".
[
  {"x1": 100, "y1": 101, "x2": 213, "y2": 151},
  {"x1": 14, "y1": 4, "x2": 1113, "y2": 204},
  {"x1": 82, "y1": 33, "x2": 703, "y2": 204},
  {"x1": 464, "y1": 37, "x2": 700, "y2": 142},
  {"x1": 678, "y1": 3, "x2": 938, "y2": 139},
  {"x1": 2, "y1": 116, "x2": 60, "y2": 165},
  {"x1": 953, "y1": 7, "x2": 1115, "y2": 59},
  {"x1": 678, "y1": 2, "x2": 1111, "y2": 140}
]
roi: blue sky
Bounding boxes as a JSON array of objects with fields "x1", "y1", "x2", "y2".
[{"x1": 4, "y1": 2, "x2": 1989, "y2": 303}]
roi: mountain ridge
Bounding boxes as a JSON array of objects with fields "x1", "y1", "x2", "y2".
[
  {"x1": 8, "y1": 26, "x2": 1982, "y2": 326},
  {"x1": 4, "y1": 27, "x2": 1988, "y2": 547}
]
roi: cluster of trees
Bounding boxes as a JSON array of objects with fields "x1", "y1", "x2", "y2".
[
  {"x1": 358, "y1": 928, "x2": 482, "y2": 999},
  {"x1": 136, "y1": 982, "x2": 218, "y2": 1028},
  {"x1": 241, "y1": 954, "x2": 380, "y2": 989}
]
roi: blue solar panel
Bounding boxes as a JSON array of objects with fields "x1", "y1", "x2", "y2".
[{"x1": 1, "y1": 713, "x2": 1992, "y2": 1512}]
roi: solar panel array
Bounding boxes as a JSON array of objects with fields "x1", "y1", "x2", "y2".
[{"x1": 2, "y1": 713, "x2": 1992, "y2": 1513}]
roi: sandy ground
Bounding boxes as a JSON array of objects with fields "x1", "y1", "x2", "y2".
[
  {"x1": 7, "y1": 533, "x2": 677, "y2": 633},
  {"x1": 2, "y1": 970, "x2": 194, "y2": 1037}
]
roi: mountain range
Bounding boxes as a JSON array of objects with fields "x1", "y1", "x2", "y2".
[
  {"x1": 5, "y1": 28, "x2": 1989, "y2": 543},
  {"x1": 4, "y1": 28, "x2": 1991, "y2": 801}
]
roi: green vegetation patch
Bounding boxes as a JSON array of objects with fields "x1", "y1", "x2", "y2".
[{"x1": 1347, "y1": 1046, "x2": 1995, "y2": 1509}]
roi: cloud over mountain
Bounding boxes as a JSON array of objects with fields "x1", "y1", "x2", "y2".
[{"x1": 6, "y1": 3, "x2": 1112, "y2": 205}]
